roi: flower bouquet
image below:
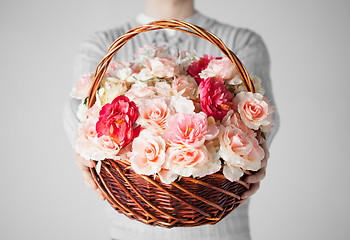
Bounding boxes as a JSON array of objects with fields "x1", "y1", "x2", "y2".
[{"x1": 72, "y1": 20, "x2": 273, "y2": 228}]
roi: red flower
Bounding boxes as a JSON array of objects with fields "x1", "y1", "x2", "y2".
[
  {"x1": 187, "y1": 55, "x2": 214, "y2": 84},
  {"x1": 96, "y1": 96, "x2": 140, "y2": 148},
  {"x1": 198, "y1": 77, "x2": 233, "y2": 120}
]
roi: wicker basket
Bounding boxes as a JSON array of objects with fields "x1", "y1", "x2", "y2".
[{"x1": 87, "y1": 20, "x2": 256, "y2": 228}]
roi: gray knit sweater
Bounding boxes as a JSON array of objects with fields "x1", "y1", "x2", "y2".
[{"x1": 63, "y1": 11, "x2": 279, "y2": 240}]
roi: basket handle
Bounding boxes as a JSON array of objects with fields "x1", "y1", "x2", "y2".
[{"x1": 87, "y1": 19, "x2": 255, "y2": 108}]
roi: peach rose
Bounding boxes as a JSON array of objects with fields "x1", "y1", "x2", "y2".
[
  {"x1": 86, "y1": 104, "x2": 101, "y2": 120},
  {"x1": 75, "y1": 118, "x2": 98, "y2": 157},
  {"x1": 71, "y1": 73, "x2": 94, "y2": 100},
  {"x1": 200, "y1": 57, "x2": 241, "y2": 84},
  {"x1": 206, "y1": 116, "x2": 220, "y2": 141},
  {"x1": 191, "y1": 143, "x2": 221, "y2": 178},
  {"x1": 144, "y1": 57, "x2": 175, "y2": 79},
  {"x1": 233, "y1": 92, "x2": 271, "y2": 130},
  {"x1": 158, "y1": 168, "x2": 179, "y2": 184},
  {"x1": 75, "y1": 119, "x2": 121, "y2": 161},
  {"x1": 154, "y1": 81, "x2": 173, "y2": 97},
  {"x1": 135, "y1": 68, "x2": 154, "y2": 81},
  {"x1": 164, "y1": 145, "x2": 209, "y2": 177},
  {"x1": 218, "y1": 125, "x2": 264, "y2": 172},
  {"x1": 138, "y1": 98, "x2": 170, "y2": 135},
  {"x1": 130, "y1": 130, "x2": 166, "y2": 175},
  {"x1": 81, "y1": 119, "x2": 98, "y2": 141},
  {"x1": 222, "y1": 110, "x2": 256, "y2": 137},
  {"x1": 124, "y1": 83, "x2": 157, "y2": 104},
  {"x1": 170, "y1": 94, "x2": 195, "y2": 114},
  {"x1": 171, "y1": 75, "x2": 197, "y2": 98},
  {"x1": 105, "y1": 61, "x2": 133, "y2": 83},
  {"x1": 245, "y1": 134, "x2": 265, "y2": 165},
  {"x1": 77, "y1": 98, "x2": 102, "y2": 122},
  {"x1": 223, "y1": 163, "x2": 244, "y2": 182},
  {"x1": 135, "y1": 45, "x2": 170, "y2": 60},
  {"x1": 95, "y1": 135, "x2": 121, "y2": 159}
]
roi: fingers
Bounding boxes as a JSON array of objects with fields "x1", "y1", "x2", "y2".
[
  {"x1": 74, "y1": 151, "x2": 93, "y2": 168},
  {"x1": 74, "y1": 152, "x2": 97, "y2": 190},
  {"x1": 241, "y1": 143, "x2": 270, "y2": 199},
  {"x1": 81, "y1": 164, "x2": 97, "y2": 190},
  {"x1": 260, "y1": 142, "x2": 270, "y2": 168},
  {"x1": 261, "y1": 155, "x2": 268, "y2": 168},
  {"x1": 263, "y1": 145, "x2": 270, "y2": 162},
  {"x1": 95, "y1": 188, "x2": 106, "y2": 201},
  {"x1": 241, "y1": 182, "x2": 260, "y2": 199},
  {"x1": 245, "y1": 167, "x2": 266, "y2": 184},
  {"x1": 81, "y1": 166, "x2": 106, "y2": 200},
  {"x1": 245, "y1": 143, "x2": 270, "y2": 183},
  {"x1": 74, "y1": 151, "x2": 105, "y2": 201}
]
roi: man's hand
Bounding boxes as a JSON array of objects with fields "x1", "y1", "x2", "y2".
[
  {"x1": 241, "y1": 142, "x2": 269, "y2": 199},
  {"x1": 74, "y1": 151, "x2": 106, "y2": 200}
]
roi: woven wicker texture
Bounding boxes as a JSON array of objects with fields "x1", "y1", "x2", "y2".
[{"x1": 87, "y1": 19, "x2": 255, "y2": 228}]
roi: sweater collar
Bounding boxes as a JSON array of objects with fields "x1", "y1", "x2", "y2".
[
  {"x1": 133, "y1": 11, "x2": 210, "y2": 30},
  {"x1": 130, "y1": 11, "x2": 214, "y2": 45}
]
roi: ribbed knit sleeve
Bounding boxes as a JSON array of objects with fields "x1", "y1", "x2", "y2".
[
  {"x1": 63, "y1": 27, "x2": 126, "y2": 146},
  {"x1": 233, "y1": 29, "x2": 280, "y2": 147},
  {"x1": 73, "y1": 33, "x2": 108, "y2": 82}
]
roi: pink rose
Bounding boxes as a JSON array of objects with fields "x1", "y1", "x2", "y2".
[
  {"x1": 170, "y1": 95, "x2": 195, "y2": 115},
  {"x1": 75, "y1": 118, "x2": 98, "y2": 157},
  {"x1": 96, "y1": 135, "x2": 121, "y2": 157},
  {"x1": 81, "y1": 118, "x2": 98, "y2": 141},
  {"x1": 124, "y1": 85, "x2": 157, "y2": 102},
  {"x1": 96, "y1": 96, "x2": 140, "y2": 148},
  {"x1": 171, "y1": 75, "x2": 197, "y2": 98},
  {"x1": 75, "y1": 118, "x2": 121, "y2": 161},
  {"x1": 130, "y1": 130, "x2": 166, "y2": 175},
  {"x1": 164, "y1": 145, "x2": 209, "y2": 177},
  {"x1": 233, "y1": 92, "x2": 271, "y2": 130},
  {"x1": 71, "y1": 73, "x2": 94, "y2": 100},
  {"x1": 166, "y1": 113, "x2": 217, "y2": 148},
  {"x1": 135, "y1": 45, "x2": 170, "y2": 60},
  {"x1": 86, "y1": 104, "x2": 100, "y2": 120},
  {"x1": 222, "y1": 110, "x2": 256, "y2": 137},
  {"x1": 158, "y1": 168, "x2": 179, "y2": 184},
  {"x1": 218, "y1": 125, "x2": 264, "y2": 171},
  {"x1": 144, "y1": 57, "x2": 175, "y2": 79},
  {"x1": 105, "y1": 61, "x2": 120, "y2": 77},
  {"x1": 187, "y1": 54, "x2": 215, "y2": 84},
  {"x1": 106, "y1": 61, "x2": 131, "y2": 77},
  {"x1": 246, "y1": 135, "x2": 265, "y2": 164},
  {"x1": 154, "y1": 82, "x2": 172, "y2": 97},
  {"x1": 223, "y1": 163, "x2": 244, "y2": 182},
  {"x1": 200, "y1": 58, "x2": 240, "y2": 83},
  {"x1": 138, "y1": 98, "x2": 170, "y2": 135},
  {"x1": 198, "y1": 77, "x2": 233, "y2": 120}
]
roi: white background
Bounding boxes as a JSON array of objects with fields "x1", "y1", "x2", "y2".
[{"x1": 1, "y1": 0, "x2": 349, "y2": 239}]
